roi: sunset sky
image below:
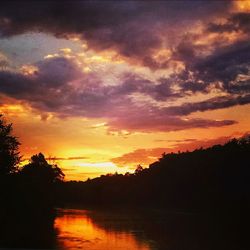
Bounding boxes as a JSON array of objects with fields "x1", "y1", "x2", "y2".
[{"x1": 0, "y1": 1, "x2": 249, "y2": 180}]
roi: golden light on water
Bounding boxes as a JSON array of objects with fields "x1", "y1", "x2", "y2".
[{"x1": 54, "y1": 209, "x2": 151, "y2": 250}]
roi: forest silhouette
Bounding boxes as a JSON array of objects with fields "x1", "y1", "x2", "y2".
[
  {"x1": 0, "y1": 114, "x2": 249, "y2": 248},
  {"x1": 56, "y1": 135, "x2": 250, "y2": 213}
]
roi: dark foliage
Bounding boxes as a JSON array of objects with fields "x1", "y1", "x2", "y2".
[
  {"x1": 0, "y1": 114, "x2": 20, "y2": 175},
  {"x1": 0, "y1": 114, "x2": 249, "y2": 248},
  {"x1": 21, "y1": 152, "x2": 65, "y2": 184},
  {"x1": 56, "y1": 136, "x2": 250, "y2": 214},
  {"x1": 0, "y1": 115, "x2": 64, "y2": 248}
]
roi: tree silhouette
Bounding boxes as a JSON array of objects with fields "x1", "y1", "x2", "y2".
[
  {"x1": 134, "y1": 164, "x2": 143, "y2": 175},
  {"x1": 21, "y1": 153, "x2": 64, "y2": 183},
  {"x1": 0, "y1": 114, "x2": 20, "y2": 175},
  {"x1": 55, "y1": 135, "x2": 250, "y2": 212}
]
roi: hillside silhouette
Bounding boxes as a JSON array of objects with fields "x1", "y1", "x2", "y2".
[{"x1": 57, "y1": 136, "x2": 250, "y2": 214}]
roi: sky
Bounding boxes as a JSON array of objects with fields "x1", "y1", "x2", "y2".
[{"x1": 0, "y1": 0, "x2": 249, "y2": 180}]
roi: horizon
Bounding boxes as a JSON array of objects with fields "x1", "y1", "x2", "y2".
[{"x1": 0, "y1": 0, "x2": 250, "y2": 180}]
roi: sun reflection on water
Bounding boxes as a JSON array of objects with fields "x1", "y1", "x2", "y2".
[{"x1": 54, "y1": 209, "x2": 152, "y2": 250}]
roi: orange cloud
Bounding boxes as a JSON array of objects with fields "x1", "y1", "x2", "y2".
[
  {"x1": 111, "y1": 134, "x2": 248, "y2": 169},
  {"x1": 234, "y1": 0, "x2": 250, "y2": 12}
]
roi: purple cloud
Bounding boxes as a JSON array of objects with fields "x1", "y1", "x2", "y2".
[
  {"x1": 0, "y1": 1, "x2": 232, "y2": 67},
  {"x1": 1, "y1": 1, "x2": 249, "y2": 133},
  {"x1": 0, "y1": 54, "x2": 238, "y2": 132}
]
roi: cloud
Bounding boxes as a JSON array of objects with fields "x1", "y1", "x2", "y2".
[
  {"x1": 0, "y1": 1, "x2": 232, "y2": 68},
  {"x1": 110, "y1": 73, "x2": 182, "y2": 101},
  {"x1": 22, "y1": 156, "x2": 88, "y2": 162},
  {"x1": 173, "y1": 39, "x2": 250, "y2": 95},
  {"x1": 35, "y1": 56, "x2": 83, "y2": 87},
  {"x1": 207, "y1": 12, "x2": 250, "y2": 34},
  {"x1": 0, "y1": 54, "x2": 239, "y2": 133},
  {"x1": 165, "y1": 94, "x2": 250, "y2": 116},
  {"x1": 1, "y1": 57, "x2": 175, "y2": 115},
  {"x1": 112, "y1": 148, "x2": 165, "y2": 168},
  {"x1": 47, "y1": 156, "x2": 88, "y2": 161},
  {"x1": 111, "y1": 134, "x2": 239, "y2": 168},
  {"x1": 155, "y1": 138, "x2": 197, "y2": 143},
  {"x1": 1, "y1": 2, "x2": 249, "y2": 133},
  {"x1": 107, "y1": 112, "x2": 236, "y2": 133},
  {"x1": 0, "y1": 52, "x2": 9, "y2": 69},
  {"x1": 0, "y1": 56, "x2": 83, "y2": 109},
  {"x1": 167, "y1": 9, "x2": 250, "y2": 96},
  {"x1": 194, "y1": 41, "x2": 250, "y2": 91}
]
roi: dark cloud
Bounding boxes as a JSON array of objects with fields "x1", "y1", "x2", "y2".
[
  {"x1": 0, "y1": 62, "x2": 182, "y2": 116},
  {"x1": 0, "y1": 54, "x2": 237, "y2": 132},
  {"x1": 35, "y1": 57, "x2": 82, "y2": 87},
  {"x1": 0, "y1": 1, "x2": 231, "y2": 35},
  {"x1": 1, "y1": 1, "x2": 248, "y2": 133},
  {"x1": 207, "y1": 12, "x2": 250, "y2": 33},
  {"x1": 173, "y1": 39, "x2": 250, "y2": 95},
  {"x1": 107, "y1": 109, "x2": 236, "y2": 133},
  {"x1": 207, "y1": 22, "x2": 236, "y2": 33},
  {"x1": 165, "y1": 94, "x2": 250, "y2": 116},
  {"x1": 0, "y1": 1, "x2": 232, "y2": 67},
  {"x1": 168, "y1": 8, "x2": 250, "y2": 96},
  {"x1": 180, "y1": 80, "x2": 208, "y2": 93},
  {"x1": 113, "y1": 74, "x2": 181, "y2": 101},
  {"x1": 0, "y1": 70, "x2": 35, "y2": 96},
  {"x1": 0, "y1": 56, "x2": 82, "y2": 109},
  {"x1": 195, "y1": 41, "x2": 250, "y2": 88}
]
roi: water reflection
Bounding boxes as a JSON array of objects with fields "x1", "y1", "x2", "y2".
[
  {"x1": 55, "y1": 208, "x2": 246, "y2": 250},
  {"x1": 0, "y1": 208, "x2": 245, "y2": 249},
  {"x1": 55, "y1": 209, "x2": 155, "y2": 250}
]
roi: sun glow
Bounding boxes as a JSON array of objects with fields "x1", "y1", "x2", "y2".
[
  {"x1": 0, "y1": 104, "x2": 26, "y2": 114},
  {"x1": 20, "y1": 65, "x2": 38, "y2": 75},
  {"x1": 1, "y1": 1, "x2": 250, "y2": 182},
  {"x1": 76, "y1": 162, "x2": 116, "y2": 168},
  {"x1": 234, "y1": 0, "x2": 250, "y2": 12}
]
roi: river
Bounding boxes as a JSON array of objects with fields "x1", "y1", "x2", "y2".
[
  {"x1": 0, "y1": 207, "x2": 245, "y2": 249},
  {"x1": 55, "y1": 208, "x2": 156, "y2": 249},
  {"x1": 53, "y1": 208, "x2": 244, "y2": 250}
]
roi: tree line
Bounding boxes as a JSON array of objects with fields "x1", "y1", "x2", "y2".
[
  {"x1": 55, "y1": 136, "x2": 250, "y2": 213},
  {"x1": 56, "y1": 136, "x2": 250, "y2": 214},
  {"x1": 1, "y1": 113, "x2": 250, "y2": 214},
  {"x1": 1, "y1": 114, "x2": 249, "y2": 248}
]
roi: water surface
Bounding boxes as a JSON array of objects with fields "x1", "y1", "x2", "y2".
[
  {"x1": 54, "y1": 208, "x2": 155, "y2": 250},
  {"x1": 54, "y1": 208, "x2": 245, "y2": 250},
  {"x1": 1, "y1": 207, "x2": 244, "y2": 249},
  {"x1": 45, "y1": 209, "x2": 246, "y2": 250}
]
